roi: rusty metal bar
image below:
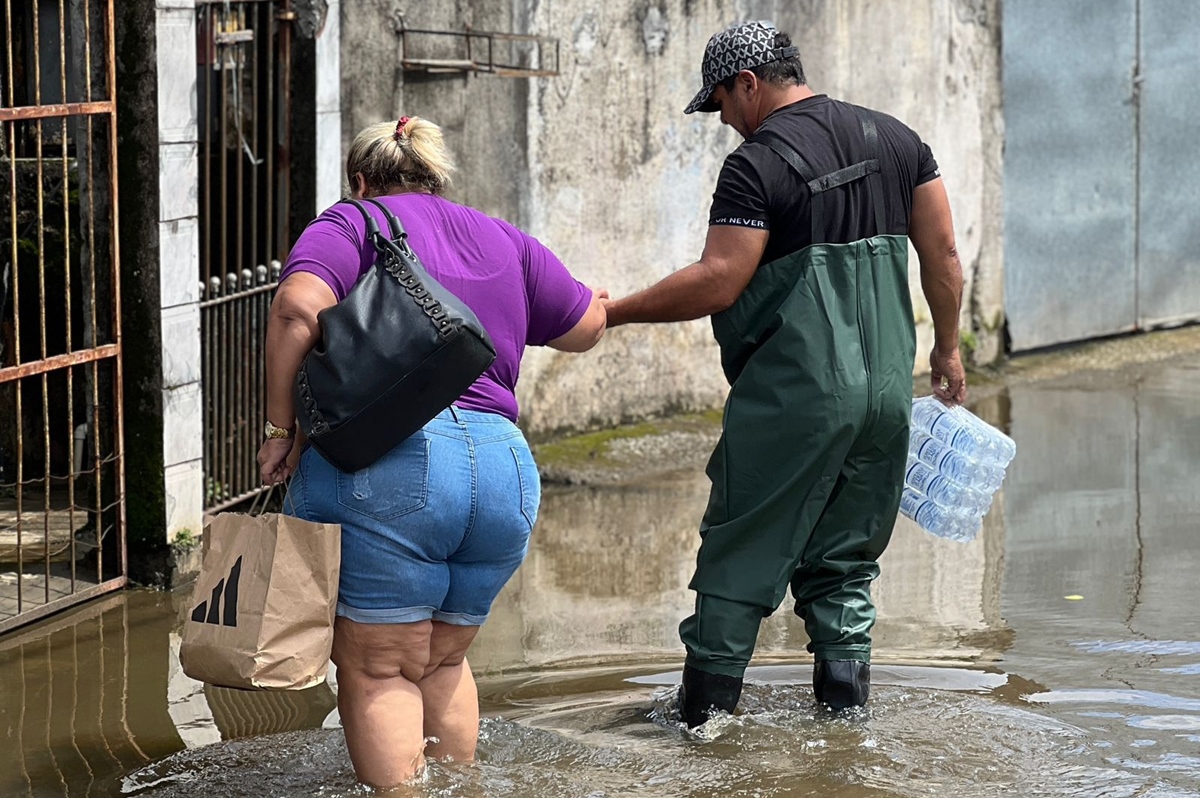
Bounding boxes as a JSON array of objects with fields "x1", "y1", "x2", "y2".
[
  {"x1": 58, "y1": 0, "x2": 77, "y2": 593},
  {"x1": 32, "y1": 0, "x2": 52, "y2": 607},
  {"x1": 4, "y1": 0, "x2": 12, "y2": 108},
  {"x1": 85, "y1": 10, "x2": 103, "y2": 592},
  {"x1": 0, "y1": 101, "x2": 113, "y2": 122},
  {"x1": 0, "y1": 577, "x2": 127, "y2": 636},
  {"x1": 0, "y1": 0, "x2": 125, "y2": 634},
  {"x1": 33, "y1": 0, "x2": 42, "y2": 105},
  {"x1": 84, "y1": 0, "x2": 94, "y2": 102},
  {"x1": 0, "y1": 344, "x2": 119, "y2": 382}
]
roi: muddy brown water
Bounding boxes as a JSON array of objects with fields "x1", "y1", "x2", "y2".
[{"x1": 3, "y1": 356, "x2": 1200, "y2": 797}]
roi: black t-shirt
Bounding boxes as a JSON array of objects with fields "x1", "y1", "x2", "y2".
[{"x1": 709, "y1": 95, "x2": 940, "y2": 265}]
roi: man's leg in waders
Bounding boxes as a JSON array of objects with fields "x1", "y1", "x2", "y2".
[
  {"x1": 677, "y1": 426, "x2": 850, "y2": 727},
  {"x1": 677, "y1": 594, "x2": 766, "y2": 726},
  {"x1": 790, "y1": 426, "x2": 908, "y2": 710}
]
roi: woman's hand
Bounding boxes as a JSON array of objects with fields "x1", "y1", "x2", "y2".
[{"x1": 258, "y1": 437, "x2": 298, "y2": 486}]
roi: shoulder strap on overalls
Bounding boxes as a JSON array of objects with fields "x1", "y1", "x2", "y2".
[{"x1": 751, "y1": 108, "x2": 886, "y2": 242}]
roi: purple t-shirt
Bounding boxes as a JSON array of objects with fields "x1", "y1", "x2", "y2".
[{"x1": 281, "y1": 194, "x2": 591, "y2": 421}]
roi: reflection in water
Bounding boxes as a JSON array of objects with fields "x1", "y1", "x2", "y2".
[
  {"x1": 2, "y1": 355, "x2": 1200, "y2": 797},
  {"x1": 0, "y1": 593, "x2": 336, "y2": 798},
  {"x1": 475, "y1": 468, "x2": 1011, "y2": 673},
  {"x1": 1000, "y1": 358, "x2": 1200, "y2": 797}
]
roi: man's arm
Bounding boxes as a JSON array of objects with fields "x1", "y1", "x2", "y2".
[
  {"x1": 604, "y1": 225, "x2": 768, "y2": 327},
  {"x1": 909, "y1": 177, "x2": 967, "y2": 404}
]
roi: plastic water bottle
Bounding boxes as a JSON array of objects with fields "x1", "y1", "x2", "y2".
[
  {"x1": 909, "y1": 431, "x2": 1004, "y2": 493},
  {"x1": 903, "y1": 397, "x2": 1015, "y2": 543},
  {"x1": 956, "y1": 407, "x2": 1017, "y2": 467},
  {"x1": 905, "y1": 457, "x2": 992, "y2": 516},
  {"x1": 899, "y1": 488, "x2": 977, "y2": 542},
  {"x1": 911, "y1": 397, "x2": 1012, "y2": 466}
]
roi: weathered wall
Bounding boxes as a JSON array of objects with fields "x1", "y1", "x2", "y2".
[
  {"x1": 777, "y1": 0, "x2": 1005, "y2": 364},
  {"x1": 340, "y1": 0, "x2": 1004, "y2": 436}
]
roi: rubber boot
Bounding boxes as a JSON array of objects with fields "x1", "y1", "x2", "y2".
[
  {"x1": 813, "y1": 660, "x2": 870, "y2": 710},
  {"x1": 679, "y1": 664, "x2": 743, "y2": 728}
]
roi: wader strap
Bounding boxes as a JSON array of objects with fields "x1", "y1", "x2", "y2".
[
  {"x1": 855, "y1": 110, "x2": 887, "y2": 236},
  {"x1": 751, "y1": 110, "x2": 887, "y2": 241},
  {"x1": 752, "y1": 129, "x2": 825, "y2": 240}
]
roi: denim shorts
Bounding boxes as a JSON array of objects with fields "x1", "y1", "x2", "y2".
[{"x1": 285, "y1": 407, "x2": 540, "y2": 625}]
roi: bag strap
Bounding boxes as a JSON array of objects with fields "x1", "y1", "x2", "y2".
[
  {"x1": 342, "y1": 198, "x2": 381, "y2": 239},
  {"x1": 341, "y1": 198, "x2": 412, "y2": 256},
  {"x1": 361, "y1": 197, "x2": 408, "y2": 242}
]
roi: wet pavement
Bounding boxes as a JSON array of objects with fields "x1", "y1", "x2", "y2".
[{"x1": 3, "y1": 350, "x2": 1200, "y2": 797}]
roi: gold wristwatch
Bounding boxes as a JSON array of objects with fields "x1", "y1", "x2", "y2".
[{"x1": 264, "y1": 420, "x2": 294, "y2": 440}]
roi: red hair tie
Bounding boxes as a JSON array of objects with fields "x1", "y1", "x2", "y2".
[{"x1": 395, "y1": 116, "x2": 411, "y2": 139}]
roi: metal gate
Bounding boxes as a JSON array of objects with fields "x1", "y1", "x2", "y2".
[
  {"x1": 198, "y1": 0, "x2": 293, "y2": 511},
  {"x1": 1004, "y1": 0, "x2": 1200, "y2": 351},
  {"x1": 0, "y1": 0, "x2": 127, "y2": 633}
]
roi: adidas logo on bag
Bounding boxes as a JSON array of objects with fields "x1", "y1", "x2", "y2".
[{"x1": 190, "y1": 555, "x2": 243, "y2": 627}]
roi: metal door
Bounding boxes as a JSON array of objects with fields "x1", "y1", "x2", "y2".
[
  {"x1": 197, "y1": 0, "x2": 293, "y2": 511},
  {"x1": 1003, "y1": 0, "x2": 1138, "y2": 351},
  {"x1": 1137, "y1": 0, "x2": 1200, "y2": 329},
  {"x1": 0, "y1": 0, "x2": 127, "y2": 633}
]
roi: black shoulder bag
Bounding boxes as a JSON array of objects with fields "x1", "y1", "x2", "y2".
[{"x1": 294, "y1": 198, "x2": 497, "y2": 472}]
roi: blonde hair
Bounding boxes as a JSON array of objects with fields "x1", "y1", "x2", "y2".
[{"x1": 345, "y1": 117, "x2": 454, "y2": 196}]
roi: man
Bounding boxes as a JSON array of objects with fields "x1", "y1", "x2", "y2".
[{"x1": 603, "y1": 21, "x2": 968, "y2": 726}]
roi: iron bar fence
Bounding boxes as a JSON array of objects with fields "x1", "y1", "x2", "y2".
[
  {"x1": 200, "y1": 262, "x2": 279, "y2": 510},
  {"x1": 198, "y1": 0, "x2": 292, "y2": 512},
  {"x1": 0, "y1": 0, "x2": 126, "y2": 634}
]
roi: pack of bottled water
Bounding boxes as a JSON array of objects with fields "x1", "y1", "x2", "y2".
[{"x1": 900, "y1": 396, "x2": 1016, "y2": 543}]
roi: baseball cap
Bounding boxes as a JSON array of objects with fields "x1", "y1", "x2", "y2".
[{"x1": 684, "y1": 21, "x2": 800, "y2": 115}]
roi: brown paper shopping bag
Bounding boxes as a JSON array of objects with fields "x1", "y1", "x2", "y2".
[{"x1": 179, "y1": 512, "x2": 340, "y2": 690}]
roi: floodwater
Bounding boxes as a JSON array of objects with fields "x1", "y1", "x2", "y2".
[{"x1": 3, "y1": 354, "x2": 1200, "y2": 797}]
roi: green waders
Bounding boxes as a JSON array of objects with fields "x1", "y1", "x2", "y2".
[{"x1": 680, "y1": 112, "x2": 917, "y2": 680}]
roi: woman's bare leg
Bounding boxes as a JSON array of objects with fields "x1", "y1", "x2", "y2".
[
  {"x1": 331, "y1": 617, "x2": 432, "y2": 788},
  {"x1": 419, "y1": 621, "x2": 481, "y2": 762}
]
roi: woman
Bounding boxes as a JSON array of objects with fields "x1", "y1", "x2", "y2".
[{"x1": 256, "y1": 116, "x2": 606, "y2": 788}]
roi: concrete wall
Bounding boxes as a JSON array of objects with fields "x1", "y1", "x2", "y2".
[
  {"x1": 115, "y1": 0, "x2": 204, "y2": 582},
  {"x1": 154, "y1": 0, "x2": 205, "y2": 547},
  {"x1": 340, "y1": 0, "x2": 1004, "y2": 436}
]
